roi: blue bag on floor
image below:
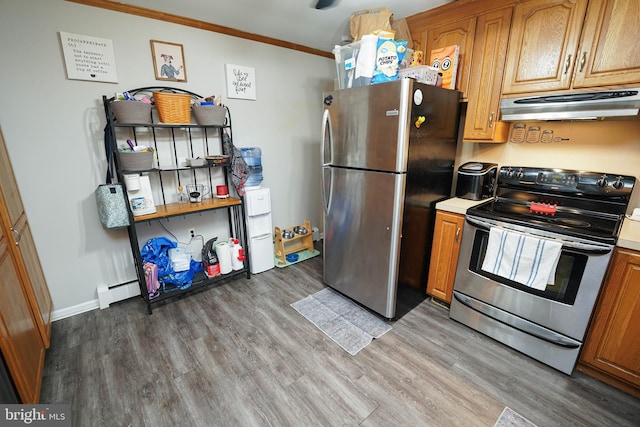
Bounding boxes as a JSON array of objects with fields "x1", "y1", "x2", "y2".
[{"x1": 140, "y1": 237, "x2": 203, "y2": 290}]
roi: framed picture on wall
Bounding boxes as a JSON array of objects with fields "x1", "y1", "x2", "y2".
[{"x1": 150, "y1": 40, "x2": 187, "y2": 82}]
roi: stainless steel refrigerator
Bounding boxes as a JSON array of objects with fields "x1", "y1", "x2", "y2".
[{"x1": 321, "y1": 79, "x2": 461, "y2": 319}]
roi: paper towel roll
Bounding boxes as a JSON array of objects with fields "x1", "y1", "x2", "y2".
[
  {"x1": 215, "y1": 242, "x2": 232, "y2": 274},
  {"x1": 356, "y1": 34, "x2": 377, "y2": 79}
]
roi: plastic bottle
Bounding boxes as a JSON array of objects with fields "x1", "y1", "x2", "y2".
[
  {"x1": 240, "y1": 147, "x2": 263, "y2": 189},
  {"x1": 229, "y1": 238, "x2": 246, "y2": 271}
]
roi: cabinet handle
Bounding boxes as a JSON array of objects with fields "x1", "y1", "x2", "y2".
[
  {"x1": 10, "y1": 227, "x2": 21, "y2": 245},
  {"x1": 455, "y1": 227, "x2": 461, "y2": 243},
  {"x1": 488, "y1": 112, "x2": 494, "y2": 129},
  {"x1": 579, "y1": 51, "x2": 587, "y2": 72},
  {"x1": 564, "y1": 54, "x2": 572, "y2": 75}
]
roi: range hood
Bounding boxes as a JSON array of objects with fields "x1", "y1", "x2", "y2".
[{"x1": 500, "y1": 89, "x2": 640, "y2": 121}]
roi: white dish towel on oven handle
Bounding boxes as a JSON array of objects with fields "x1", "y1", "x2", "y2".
[{"x1": 481, "y1": 227, "x2": 562, "y2": 291}]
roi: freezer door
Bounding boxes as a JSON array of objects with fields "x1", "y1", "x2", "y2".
[
  {"x1": 323, "y1": 79, "x2": 411, "y2": 173},
  {"x1": 323, "y1": 166, "x2": 405, "y2": 318}
]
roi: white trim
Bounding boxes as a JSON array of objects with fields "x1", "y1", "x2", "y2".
[
  {"x1": 51, "y1": 281, "x2": 141, "y2": 321},
  {"x1": 51, "y1": 300, "x2": 99, "y2": 321},
  {"x1": 97, "y1": 281, "x2": 141, "y2": 310}
]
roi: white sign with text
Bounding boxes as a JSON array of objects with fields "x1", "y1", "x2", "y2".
[
  {"x1": 225, "y1": 64, "x2": 256, "y2": 100},
  {"x1": 59, "y1": 31, "x2": 118, "y2": 83}
]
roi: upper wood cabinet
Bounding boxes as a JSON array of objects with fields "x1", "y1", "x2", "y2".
[
  {"x1": 502, "y1": 0, "x2": 640, "y2": 94},
  {"x1": 408, "y1": 3, "x2": 515, "y2": 143},
  {"x1": 573, "y1": 0, "x2": 640, "y2": 88},
  {"x1": 464, "y1": 8, "x2": 513, "y2": 142},
  {"x1": 578, "y1": 247, "x2": 640, "y2": 399},
  {"x1": 419, "y1": 16, "x2": 476, "y2": 100}
]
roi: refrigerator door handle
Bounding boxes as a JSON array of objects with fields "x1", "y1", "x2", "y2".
[
  {"x1": 321, "y1": 108, "x2": 332, "y2": 166},
  {"x1": 322, "y1": 166, "x2": 333, "y2": 215}
]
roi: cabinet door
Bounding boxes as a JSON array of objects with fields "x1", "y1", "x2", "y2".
[
  {"x1": 464, "y1": 7, "x2": 513, "y2": 142},
  {"x1": 426, "y1": 211, "x2": 464, "y2": 303},
  {"x1": 0, "y1": 227, "x2": 46, "y2": 403},
  {"x1": 502, "y1": 0, "x2": 588, "y2": 94},
  {"x1": 12, "y1": 217, "x2": 51, "y2": 344},
  {"x1": 573, "y1": 0, "x2": 640, "y2": 88},
  {"x1": 0, "y1": 129, "x2": 52, "y2": 347},
  {"x1": 580, "y1": 248, "x2": 640, "y2": 395},
  {"x1": 422, "y1": 16, "x2": 476, "y2": 98}
]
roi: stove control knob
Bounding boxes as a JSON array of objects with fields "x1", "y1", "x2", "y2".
[
  {"x1": 516, "y1": 169, "x2": 524, "y2": 179},
  {"x1": 612, "y1": 176, "x2": 624, "y2": 189},
  {"x1": 507, "y1": 168, "x2": 514, "y2": 178},
  {"x1": 596, "y1": 174, "x2": 608, "y2": 188}
]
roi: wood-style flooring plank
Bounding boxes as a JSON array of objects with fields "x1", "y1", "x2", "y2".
[{"x1": 40, "y1": 251, "x2": 640, "y2": 426}]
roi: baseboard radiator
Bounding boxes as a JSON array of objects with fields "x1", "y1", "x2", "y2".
[{"x1": 97, "y1": 280, "x2": 141, "y2": 309}]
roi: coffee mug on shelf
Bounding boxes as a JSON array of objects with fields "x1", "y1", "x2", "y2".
[
  {"x1": 186, "y1": 184, "x2": 209, "y2": 203},
  {"x1": 216, "y1": 185, "x2": 229, "y2": 198}
]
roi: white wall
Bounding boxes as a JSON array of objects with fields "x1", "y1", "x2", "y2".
[
  {"x1": 458, "y1": 120, "x2": 640, "y2": 209},
  {"x1": 0, "y1": 0, "x2": 335, "y2": 317}
]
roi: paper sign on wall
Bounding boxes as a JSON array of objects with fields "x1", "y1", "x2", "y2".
[
  {"x1": 59, "y1": 32, "x2": 118, "y2": 83},
  {"x1": 225, "y1": 64, "x2": 256, "y2": 100}
]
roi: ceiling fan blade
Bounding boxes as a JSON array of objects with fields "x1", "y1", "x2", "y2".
[{"x1": 315, "y1": 0, "x2": 337, "y2": 9}]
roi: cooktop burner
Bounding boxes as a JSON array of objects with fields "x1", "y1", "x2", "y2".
[
  {"x1": 467, "y1": 166, "x2": 636, "y2": 243},
  {"x1": 471, "y1": 200, "x2": 620, "y2": 242},
  {"x1": 551, "y1": 218, "x2": 591, "y2": 228}
]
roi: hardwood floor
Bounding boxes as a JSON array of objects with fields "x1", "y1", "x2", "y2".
[{"x1": 41, "y1": 253, "x2": 640, "y2": 426}]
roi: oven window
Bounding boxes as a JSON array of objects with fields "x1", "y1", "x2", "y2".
[{"x1": 468, "y1": 229, "x2": 586, "y2": 305}]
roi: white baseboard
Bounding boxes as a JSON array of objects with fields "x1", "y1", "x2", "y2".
[
  {"x1": 51, "y1": 281, "x2": 141, "y2": 321},
  {"x1": 51, "y1": 300, "x2": 100, "y2": 321},
  {"x1": 97, "y1": 281, "x2": 141, "y2": 309}
]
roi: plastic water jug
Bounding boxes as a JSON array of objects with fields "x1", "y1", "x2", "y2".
[
  {"x1": 229, "y1": 238, "x2": 246, "y2": 271},
  {"x1": 240, "y1": 147, "x2": 263, "y2": 189}
]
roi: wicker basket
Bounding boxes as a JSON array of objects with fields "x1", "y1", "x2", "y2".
[
  {"x1": 192, "y1": 104, "x2": 227, "y2": 126},
  {"x1": 153, "y1": 92, "x2": 191, "y2": 124},
  {"x1": 110, "y1": 100, "x2": 152, "y2": 124}
]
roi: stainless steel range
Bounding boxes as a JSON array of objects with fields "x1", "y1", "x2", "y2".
[{"x1": 450, "y1": 166, "x2": 636, "y2": 374}]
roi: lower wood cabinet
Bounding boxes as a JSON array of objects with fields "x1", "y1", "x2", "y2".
[
  {"x1": 0, "y1": 128, "x2": 52, "y2": 403},
  {"x1": 0, "y1": 228, "x2": 45, "y2": 403},
  {"x1": 578, "y1": 247, "x2": 640, "y2": 398},
  {"x1": 426, "y1": 210, "x2": 465, "y2": 304}
]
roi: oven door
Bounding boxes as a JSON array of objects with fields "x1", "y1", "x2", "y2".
[{"x1": 453, "y1": 215, "x2": 613, "y2": 341}]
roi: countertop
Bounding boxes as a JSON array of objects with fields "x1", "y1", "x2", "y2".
[
  {"x1": 437, "y1": 197, "x2": 640, "y2": 252},
  {"x1": 617, "y1": 218, "x2": 640, "y2": 251},
  {"x1": 435, "y1": 197, "x2": 491, "y2": 215}
]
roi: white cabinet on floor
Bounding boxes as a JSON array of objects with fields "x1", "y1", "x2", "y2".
[{"x1": 245, "y1": 188, "x2": 274, "y2": 273}]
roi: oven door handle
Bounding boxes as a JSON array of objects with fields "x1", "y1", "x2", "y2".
[{"x1": 465, "y1": 216, "x2": 613, "y2": 255}]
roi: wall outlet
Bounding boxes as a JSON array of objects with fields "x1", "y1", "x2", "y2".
[{"x1": 189, "y1": 228, "x2": 196, "y2": 237}]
